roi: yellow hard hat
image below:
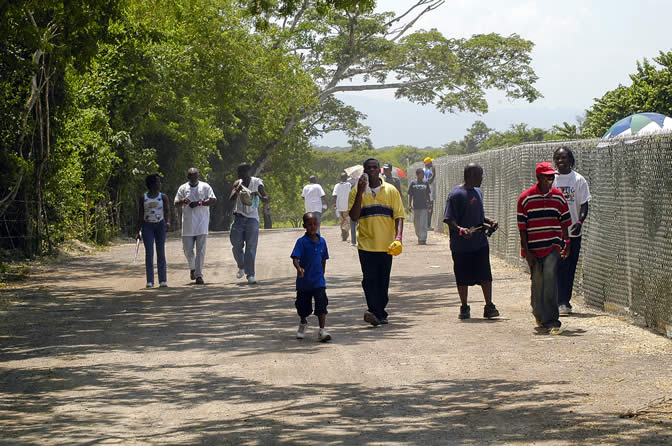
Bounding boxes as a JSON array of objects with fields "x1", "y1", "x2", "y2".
[{"x1": 424, "y1": 157, "x2": 433, "y2": 164}]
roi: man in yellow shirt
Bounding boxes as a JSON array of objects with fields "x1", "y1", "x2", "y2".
[{"x1": 349, "y1": 158, "x2": 404, "y2": 326}]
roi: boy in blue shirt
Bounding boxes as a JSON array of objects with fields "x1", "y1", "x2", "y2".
[{"x1": 291, "y1": 213, "x2": 331, "y2": 342}]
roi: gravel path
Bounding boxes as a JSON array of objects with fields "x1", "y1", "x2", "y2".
[{"x1": 1, "y1": 226, "x2": 671, "y2": 445}]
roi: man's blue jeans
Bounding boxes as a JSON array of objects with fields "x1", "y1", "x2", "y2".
[
  {"x1": 230, "y1": 214, "x2": 259, "y2": 278},
  {"x1": 530, "y1": 249, "x2": 561, "y2": 328},
  {"x1": 142, "y1": 220, "x2": 167, "y2": 284}
]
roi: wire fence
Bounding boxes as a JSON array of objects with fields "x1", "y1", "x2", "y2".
[{"x1": 420, "y1": 134, "x2": 672, "y2": 337}]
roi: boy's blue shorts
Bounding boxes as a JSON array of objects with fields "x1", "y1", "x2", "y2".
[{"x1": 295, "y1": 287, "x2": 328, "y2": 318}]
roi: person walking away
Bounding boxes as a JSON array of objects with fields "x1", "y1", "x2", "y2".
[
  {"x1": 229, "y1": 162, "x2": 269, "y2": 284},
  {"x1": 136, "y1": 174, "x2": 171, "y2": 288},
  {"x1": 302, "y1": 176, "x2": 327, "y2": 227},
  {"x1": 517, "y1": 161, "x2": 571, "y2": 334},
  {"x1": 408, "y1": 168, "x2": 431, "y2": 245},
  {"x1": 443, "y1": 164, "x2": 500, "y2": 319},
  {"x1": 553, "y1": 146, "x2": 590, "y2": 315},
  {"x1": 174, "y1": 168, "x2": 216, "y2": 285},
  {"x1": 383, "y1": 163, "x2": 402, "y2": 195},
  {"x1": 349, "y1": 158, "x2": 404, "y2": 326},
  {"x1": 424, "y1": 157, "x2": 436, "y2": 230},
  {"x1": 291, "y1": 212, "x2": 331, "y2": 342},
  {"x1": 332, "y1": 172, "x2": 352, "y2": 241}
]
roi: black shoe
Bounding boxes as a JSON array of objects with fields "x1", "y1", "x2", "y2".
[
  {"x1": 195, "y1": 277, "x2": 204, "y2": 285},
  {"x1": 380, "y1": 318, "x2": 389, "y2": 324},
  {"x1": 364, "y1": 311, "x2": 381, "y2": 326},
  {"x1": 190, "y1": 269, "x2": 196, "y2": 280},
  {"x1": 484, "y1": 303, "x2": 500, "y2": 318},
  {"x1": 458, "y1": 304, "x2": 471, "y2": 320}
]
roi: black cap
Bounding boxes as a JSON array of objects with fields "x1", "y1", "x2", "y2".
[{"x1": 383, "y1": 163, "x2": 392, "y2": 169}]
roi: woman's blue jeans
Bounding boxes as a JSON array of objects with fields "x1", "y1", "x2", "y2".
[{"x1": 142, "y1": 220, "x2": 167, "y2": 284}]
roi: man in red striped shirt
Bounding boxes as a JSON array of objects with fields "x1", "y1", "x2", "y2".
[{"x1": 517, "y1": 162, "x2": 571, "y2": 333}]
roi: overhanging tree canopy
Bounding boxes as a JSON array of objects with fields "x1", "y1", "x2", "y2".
[{"x1": 250, "y1": 0, "x2": 542, "y2": 173}]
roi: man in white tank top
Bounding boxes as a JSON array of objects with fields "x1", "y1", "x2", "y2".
[{"x1": 174, "y1": 168, "x2": 217, "y2": 284}]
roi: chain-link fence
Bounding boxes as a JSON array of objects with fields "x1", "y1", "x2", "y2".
[{"x1": 420, "y1": 134, "x2": 672, "y2": 337}]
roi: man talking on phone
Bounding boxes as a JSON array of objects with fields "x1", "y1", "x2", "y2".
[{"x1": 349, "y1": 158, "x2": 404, "y2": 327}]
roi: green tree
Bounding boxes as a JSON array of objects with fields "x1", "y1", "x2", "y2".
[
  {"x1": 581, "y1": 51, "x2": 672, "y2": 137},
  {"x1": 441, "y1": 121, "x2": 561, "y2": 153},
  {"x1": 552, "y1": 122, "x2": 579, "y2": 139},
  {"x1": 477, "y1": 123, "x2": 560, "y2": 150},
  {"x1": 250, "y1": 0, "x2": 541, "y2": 174},
  {"x1": 461, "y1": 120, "x2": 492, "y2": 153},
  {"x1": 120, "y1": 0, "x2": 319, "y2": 230},
  {"x1": 0, "y1": 0, "x2": 123, "y2": 254}
]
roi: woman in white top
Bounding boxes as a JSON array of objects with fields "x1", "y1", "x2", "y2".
[{"x1": 136, "y1": 174, "x2": 171, "y2": 288}]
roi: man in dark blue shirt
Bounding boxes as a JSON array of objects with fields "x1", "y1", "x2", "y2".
[
  {"x1": 291, "y1": 213, "x2": 331, "y2": 342},
  {"x1": 443, "y1": 163, "x2": 500, "y2": 320}
]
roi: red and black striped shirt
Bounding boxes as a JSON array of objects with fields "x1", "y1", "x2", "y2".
[{"x1": 517, "y1": 184, "x2": 571, "y2": 258}]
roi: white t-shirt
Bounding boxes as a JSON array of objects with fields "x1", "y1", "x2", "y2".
[
  {"x1": 174, "y1": 181, "x2": 216, "y2": 236},
  {"x1": 553, "y1": 170, "x2": 591, "y2": 238},
  {"x1": 332, "y1": 182, "x2": 352, "y2": 212},
  {"x1": 233, "y1": 177, "x2": 264, "y2": 221},
  {"x1": 302, "y1": 183, "x2": 325, "y2": 213}
]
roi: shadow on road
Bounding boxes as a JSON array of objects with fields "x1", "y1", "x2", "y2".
[
  {"x1": 1, "y1": 271, "x2": 464, "y2": 362},
  {"x1": 2, "y1": 230, "x2": 668, "y2": 444},
  {"x1": 1, "y1": 369, "x2": 668, "y2": 444}
]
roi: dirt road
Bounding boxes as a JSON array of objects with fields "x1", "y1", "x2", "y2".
[{"x1": 1, "y1": 226, "x2": 671, "y2": 445}]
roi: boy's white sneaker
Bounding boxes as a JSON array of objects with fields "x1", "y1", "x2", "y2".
[
  {"x1": 159, "y1": 282, "x2": 168, "y2": 288},
  {"x1": 146, "y1": 282, "x2": 154, "y2": 288},
  {"x1": 236, "y1": 268, "x2": 245, "y2": 279},
  {"x1": 296, "y1": 323, "x2": 307, "y2": 339},
  {"x1": 247, "y1": 275, "x2": 257, "y2": 284},
  {"x1": 318, "y1": 328, "x2": 332, "y2": 342}
]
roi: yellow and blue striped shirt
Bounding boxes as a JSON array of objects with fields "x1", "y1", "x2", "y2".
[{"x1": 349, "y1": 179, "x2": 404, "y2": 252}]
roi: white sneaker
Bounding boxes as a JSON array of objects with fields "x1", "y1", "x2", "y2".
[
  {"x1": 318, "y1": 328, "x2": 332, "y2": 343},
  {"x1": 558, "y1": 304, "x2": 572, "y2": 315},
  {"x1": 296, "y1": 323, "x2": 307, "y2": 339},
  {"x1": 236, "y1": 268, "x2": 245, "y2": 279},
  {"x1": 146, "y1": 282, "x2": 154, "y2": 288},
  {"x1": 247, "y1": 275, "x2": 256, "y2": 284},
  {"x1": 159, "y1": 282, "x2": 168, "y2": 288}
]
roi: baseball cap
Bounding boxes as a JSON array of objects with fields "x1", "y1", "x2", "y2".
[
  {"x1": 424, "y1": 157, "x2": 433, "y2": 164},
  {"x1": 383, "y1": 163, "x2": 392, "y2": 169},
  {"x1": 535, "y1": 161, "x2": 558, "y2": 176}
]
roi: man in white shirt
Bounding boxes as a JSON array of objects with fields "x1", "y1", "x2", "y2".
[
  {"x1": 302, "y1": 176, "x2": 327, "y2": 227},
  {"x1": 332, "y1": 172, "x2": 352, "y2": 241},
  {"x1": 553, "y1": 146, "x2": 591, "y2": 314},
  {"x1": 229, "y1": 163, "x2": 269, "y2": 284},
  {"x1": 174, "y1": 168, "x2": 217, "y2": 285}
]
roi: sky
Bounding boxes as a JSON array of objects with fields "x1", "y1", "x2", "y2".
[{"x1": 315, "y1": 0, "x2": 672, "y2": 148}]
